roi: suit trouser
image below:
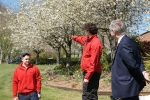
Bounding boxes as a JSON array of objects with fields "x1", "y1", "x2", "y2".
[
  {"x1": 18, "y1": 92, "x2": 39, "y2": 100},
  {"x1": 82, "y1": 71, "x2": 101, "y2": 100},
  {"x1": 121, "y1": 95, "x2": 139, "y2": 100}
]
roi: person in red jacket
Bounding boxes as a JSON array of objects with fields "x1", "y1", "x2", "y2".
[
  {"x1": 12, "y1": 53, "x2": 41, "y2": 100},
  {"x1": 72, "y1": 22, "x2": 102, "y2": 100}
]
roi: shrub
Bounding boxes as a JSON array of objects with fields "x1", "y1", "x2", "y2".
[
  {"x1": 144, "y1": 60, "x2": 150, "y2": 72},
  {"x1": 141, "y1": 41, "x2": 150, "y2": 57},
  {"x1": 72, "y1": 65, "x2": 82, "y2": 82},
  {"x1": 101, "y1": 49, "x2": 111, "y2": 71},
  {"x1": 131, "y1": 36, "x2": 143, "y2": 54},
  {"x1": 31, "y1": 57, "x2": 56, "y2": 65},
  {"x1": 53, "y1": 64, "x2": 67, "y2": 75},
  {"x1": 53, "y1": 63, "x2": 80, "y2": 75},
  {"x1": 131, "y1": 36, "x2": 150, "y2": 57},
  {"x1": 59, "y1": 57, "x2": 80, "y2": 67}
]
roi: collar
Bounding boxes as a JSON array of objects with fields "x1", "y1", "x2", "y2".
[
  {"x1": 87, "y1": 34, "x2": 97, "y2": 42},
  {"x1": 118, "y1": 34, "x2": 125, "y2": 44},
  {"x1": 19, "y1": 62, "x2": 33, "y2": 69}
]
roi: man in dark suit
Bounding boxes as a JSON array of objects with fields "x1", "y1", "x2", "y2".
[{"x1": 109, "y1": 19, "x2": 150, "y2": 100}]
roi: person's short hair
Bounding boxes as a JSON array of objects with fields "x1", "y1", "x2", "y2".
[
  {"x1": 21, "y1": 53, "x2": 31, "y2": 58},
  {"x1": 109, "y1": 19, "x2": 126, "y2": 34},
  {"x1": 84, "y1": 22, "x2": 98, "y2": 35}
]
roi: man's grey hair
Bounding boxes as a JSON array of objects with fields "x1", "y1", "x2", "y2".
[{"x1": 109, "y1": 19, "x2": 126, "y2": 34}]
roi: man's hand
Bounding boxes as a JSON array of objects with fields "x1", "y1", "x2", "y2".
[
  {"x1": 14, "y1": 97, "x2": 19, "y2": 100},
  {"x1": 84, "y1": 78, "x2": 89, "y2": 84},
  {"x1": 38, "y1": 93, "x2": 41, "y2": 99},
  {"x1": 143, "y1": 71, "x2": 150, "y2": 84}
]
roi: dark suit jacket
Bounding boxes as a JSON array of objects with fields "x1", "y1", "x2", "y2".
[{"x1": 111, "y1": 35, "x2": 146, "y2": 98}]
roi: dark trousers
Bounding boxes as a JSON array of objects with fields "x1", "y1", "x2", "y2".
[
  {"x1": 121, "y1": 95, "x2": 139, "y2": 100},
  {"x1": 18, "y1": 92, "x2": 38, "y2": 100},
  {"x1": 82, "y1": 72, "x2": 101, "y2": 100}
]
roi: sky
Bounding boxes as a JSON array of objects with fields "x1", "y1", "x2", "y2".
[
  {"x1": 0, "y1": 0, "x2": 20, "y2": 11},
  {"x1": 1, "y1": 0, "x2": 150, "y2": 34}
]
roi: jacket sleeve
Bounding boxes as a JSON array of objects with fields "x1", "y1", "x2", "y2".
[
  {"x1": 120, "y1": 47, "x2": 144, "y2": 80},
  {"x1": 140, "y1": 60, "x2": 146, "y2": 72},
  {"x1": 71, "y1": 36, "x2": 86, "y2": 45},
  {"x1": 35, "y1": 67, "x2": 41, "y2": 93},
  {"x1": 12, "y1": 69, "x2": 18, "y2": 98}
]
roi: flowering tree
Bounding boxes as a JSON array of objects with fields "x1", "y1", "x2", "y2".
[
  {"x1": 0, "y1": 2, "x2": 13, "y2": 64},
  {"x1": 8, "y1": 0, "x2": 150, "y2": 68},
  {"x1": 8, "y1": 9, "x2": 49, "y2": 64}
]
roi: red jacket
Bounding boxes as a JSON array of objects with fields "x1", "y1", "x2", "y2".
[
  {"x1": 72, "y1": 34, "x2": 102, "y2": 80},
  {"x1": 12, "y1": 63, "x2": 41, "y2": 98}
]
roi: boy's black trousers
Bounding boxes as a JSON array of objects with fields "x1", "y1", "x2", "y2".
[{"x1": 82, "y1": 71, "x2": 101, "y2": 100}]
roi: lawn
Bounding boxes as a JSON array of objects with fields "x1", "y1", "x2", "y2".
[{"x1": 0, "y1": 64, "x2": 110, "y2": 100}]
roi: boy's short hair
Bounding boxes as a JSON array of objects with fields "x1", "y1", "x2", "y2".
[
  {"x1": 84, "y1": 22, "x2": 98, "y2": 35},
  {"x1": 21, "y1": 53, "x2": 31, "y2": 58}
]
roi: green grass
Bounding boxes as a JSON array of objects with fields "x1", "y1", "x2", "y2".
[{"x1": 0, "y1": 64, "x2": 110, "y2": 100}]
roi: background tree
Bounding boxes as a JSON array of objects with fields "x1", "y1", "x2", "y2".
[
  {"x1": 9, "y1": 11, "x2": 50, "y2": 64},
  {"x1": 8, "y1": 0, "x2": 150, "y2": 69},
  {"x1": 0, "y1": 2, "x2": 13, "y2": 64}
]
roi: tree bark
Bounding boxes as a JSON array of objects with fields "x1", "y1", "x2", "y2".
[
  {"x1": 56, "y1": 47, "x2": 60, "y2": 65},
  {"x1": 0, "y1": 50, "x2": 3, "y2": 64},
  {"x1": 33, "y1": 50, "x2": 43, "y2": 65},
  {"x1": 65, "y1": 51, "x2": 71, "y2": 72},
  {"x1": 62, "y1": 38, "x2": 72, "y2": 72}
]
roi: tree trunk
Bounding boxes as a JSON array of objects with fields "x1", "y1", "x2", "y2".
[
  {"x1": 33, "y1": 50, "x2": 43, "y2": 65},
  {"x1": 56, "y1": 47, "x2": 61, "y2": 65},
  {"x1": 110, "y1": 39, "x2": 116, "y2": 62},
  {"x1": 65, "y1": 52, "x2": 71, "y2": 72},
  {"x1": 0, "y1": 51, "x2": 3, "y2": 64},
  {"x1": 62, "y1": 39, "x2": 72, "y2": 72},
  {"x1": 35, "y1": 53, "x2": 39, "y2": 65},
  {"x1": 6, "y1": 54, "x2": 11, "y2": 64}
]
